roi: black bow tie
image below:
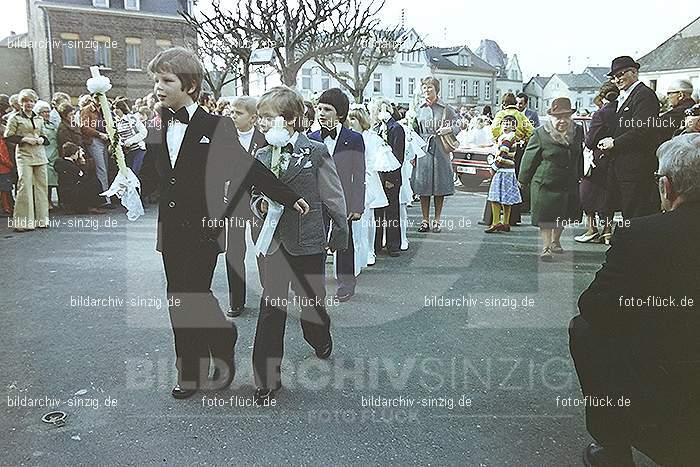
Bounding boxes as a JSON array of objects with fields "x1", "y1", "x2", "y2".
[
  {"x1": 167, "y1": 107, "x2": 190, "y2": 125},
  {"x1": 321, "y1": 127, "x2": 337, "y2": 140}
]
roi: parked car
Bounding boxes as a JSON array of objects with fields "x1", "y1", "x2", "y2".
[{"x1": 452, "y1": 116, "x2": 592, "y2": 190}]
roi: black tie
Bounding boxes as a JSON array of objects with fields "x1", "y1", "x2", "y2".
[
  {"x1": 321, "y1": 127, "x2": 337, "y2": 140},
  {"x1": 167, "y1": 107, "x2": 190, "y2": 125}
]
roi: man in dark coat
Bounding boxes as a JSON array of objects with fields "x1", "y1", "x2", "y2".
[
  {"x1": 659, "y1": 79, "x2": 696, "y2": 142},
  {"x1": 570, "y1": 134, "x2": 700, "y2": 466},
  {"x1": 374, "y1": 113, "x2": 405, "y2": 256},
  {"x1": 597, "y1": 56, "x2": 661, "y2": 220}
]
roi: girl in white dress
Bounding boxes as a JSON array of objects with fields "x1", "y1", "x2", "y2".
[
  {"x1": 347, "y1": 106, "x2": 400, "y2": 270},
  {"x1": 398, "y1": 106, "x2": 427, "y2": 250}
]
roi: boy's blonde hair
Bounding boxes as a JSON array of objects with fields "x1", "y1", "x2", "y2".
[
  {"x1": 18, "y1": 89, "x2": 39, "y2": 103},
  {"x1": 257, "y1": 86, "x2": 305, "y2": 131},
  {"x1": 232, "y1": 96, "x2": 258, "y2": 116},
  {"x1": 147, "y1": 47, "x2": 204, "y2": 100}
]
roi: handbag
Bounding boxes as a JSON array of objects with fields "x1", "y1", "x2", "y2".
[{"x1": 437, "y1": 106, "x2": 459, "y2": 153}]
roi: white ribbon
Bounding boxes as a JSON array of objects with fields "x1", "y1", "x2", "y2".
[
  {"x1": 254, "y1": 197, "x2": 284, "y2": 256},
  {"x1": 100, "y1": 167, "x2": 145, "y2": 221}
]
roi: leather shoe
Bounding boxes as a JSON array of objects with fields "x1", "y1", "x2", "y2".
[
  {"x1": 315, "y1": 336, "x2": 333, "y2": 359},
  {"x1": 171, "y1": 385, "x2": 198, "y2": 399},
  {"x1": 335, "y1": 291, "x2": 353, "y2": 302},
  {"x1": 582, "y1": 442, "x2": 634, "y2": 467},
  {"x1": 226, "y1": 306, "x2": 245, "y2": 318}
]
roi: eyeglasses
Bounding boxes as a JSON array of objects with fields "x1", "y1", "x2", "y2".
[
  {"x1": 666, "y1": 91, "x2": 681, "y2": 96},
  {"x1": 612, "y1": 68, "x2": 634, "y2": 80},
  {"x1": 654, "y1": 172, "x2": 670, "y2": 183}
]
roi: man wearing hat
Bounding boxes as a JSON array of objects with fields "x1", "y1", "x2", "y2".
[
  {"x1": 309, "y1": 88, "x2": 365, "y2": 302},
  {"x1": 659, "y1": 79, "x2": 696, "y2": 142},
  {"x1": 597, "y1": 56, "x2": 661, "y2": 220}
]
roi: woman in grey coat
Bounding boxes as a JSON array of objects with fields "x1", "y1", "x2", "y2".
[{"x1": 412, "y1": 76, "x2": 458, "y2": 232}]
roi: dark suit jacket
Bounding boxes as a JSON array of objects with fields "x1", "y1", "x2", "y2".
[
  {"x1": 376, "y1": 118, "x2": 405, "y2": 188},
  {"x1": 309, "y1": 126, "x2": 366, "y2": 214},
  {"x1": 659, "y1": 97, "x2": 696, "y2": 143},
  {"x1": 146, "y1": 106, "x2": 300, "y2": 254},
  {"x1": 609, "y1": 82, "x2": 660, "y2": 181},
  {"x1": 236, "y1": 127, "x2": 268, "y2": 156},
  {"x1": 576, "y1": 201, "x2": 700, "y2": 452}
]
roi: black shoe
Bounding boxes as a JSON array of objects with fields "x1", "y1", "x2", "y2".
[
  {"x1": 582, "y1": 442, "x2": 634, "y2": 467},
  {"x1": 477, "y1": 220, "x2": 488, "y2": 226},
  {"x1": 387, "y1": 250, "x2": 400, "y2": 257},
  {"x1": 335, "y1": 291, "x2": 353, "y2": 302},
  {"x1": 253, "y1": 385, "x2": 280, "y2": 405},
  {"x1": 315, "y1": 337, "x2": 333, "y2": 359},
  {"x1": 171, "y1": 385, "x2": 198, "y2": 399},
  {"x1": 226, "y1": 306, "x2": 245, "y2": 318}
]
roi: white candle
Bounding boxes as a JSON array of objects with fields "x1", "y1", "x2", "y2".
[{"x1": 90, "y1": 66, "x2": 100, "y2": 79}]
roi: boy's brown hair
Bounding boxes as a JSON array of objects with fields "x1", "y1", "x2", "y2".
[
  {"x1": 147, "y1": 47, "x2": 204, "y2": 100},
  {"x1": 62, "y1": 141, "x2": 80, "y2": 158},
  {"x1": 257, "y1": 86, "x2": 305, "y2": 131}
]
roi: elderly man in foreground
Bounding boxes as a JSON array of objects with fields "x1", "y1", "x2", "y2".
[{"x1": 569, "y1": 134, "x2": 700, "y2": 466}]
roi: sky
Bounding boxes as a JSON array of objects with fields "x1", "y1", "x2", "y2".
[{"x1": 2, "y1": 0, "x2": 698, "y2": 79}]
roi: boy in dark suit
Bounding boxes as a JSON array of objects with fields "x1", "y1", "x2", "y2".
[
  {"x1": 309, "y1": 88, "x2": 365, "y2": 302},
  {"x1": 250, "y1": 86, "x2": 348, "y2": 403},
  {"x1": 223, "y1": 96, "x2": 269, "y2": 318},
  {"x1": 146, "y1": 47, "x2": 308, "y2": 399}
]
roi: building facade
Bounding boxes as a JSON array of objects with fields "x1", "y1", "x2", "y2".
[
  {"x1": 523, "y1": 75, "x2": 550, "y2": 116},
  {"x1": 475, "y1": 39, "x2": 523, "y2": 105},
  {"x1": 27, "y1": 0, "x2": 196, "y2": 100},
  {"x1": 0, "y1": 33, "x2": 33, "y2": 95},
  {"x1": 638, "y1": 15, "x2": 700, "y2": 100},
  {"x1": 542, "y1": 72, "x2": 601, "y2": 114}
]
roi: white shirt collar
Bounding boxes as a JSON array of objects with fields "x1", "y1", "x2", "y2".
[
  {"x1": 288, "y1": 131, "x2": 299, "y2": 147},
  {"x1": 619, "y1": 80, "x2": 642, "y2": 100},
  {"x1": 238, "y1": 126, "x2": 255, "y2": 136}
]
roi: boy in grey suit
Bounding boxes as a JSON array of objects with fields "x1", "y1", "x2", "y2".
[{"x1": 250, "y1": 87, "x2": 348, "y2": 403}]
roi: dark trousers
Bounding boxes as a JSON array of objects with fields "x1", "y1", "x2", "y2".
[
  {"x1": 253, "y1": 247, "x2": 331, "y2": 389},
  {"x1": 568, "y1": 315, "x2": 697, "y2": 465},
  {"x1": 336, "y1": 220, "x2": 356, "y2": 294},
  {"x1": 162, "y1": 246, "x2": 236, "y2": 389},
  {"x1": 608, "y1": 170, "x2": 660, "y2": 219},
  {"x1": 225, "y1": 224, "x2": 247, "y2": 310},
  {"x1": 375, "y1": 183, "x2": 401, "y2": 252}
]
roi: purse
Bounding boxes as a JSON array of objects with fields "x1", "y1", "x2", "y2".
[{"x1": 437, "y1": 106, "x2": 459, "y2": 153}]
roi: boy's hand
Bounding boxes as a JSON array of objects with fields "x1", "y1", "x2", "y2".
[
  {"x1": 293, "y1": 198, "x2": 309, "y2": 215},
  {"x1": 260, "y1": 199, "x2": 268, "y2": 214},
  {"x1": 348, "y1": 212, "x2": 362, "y2": 221}
]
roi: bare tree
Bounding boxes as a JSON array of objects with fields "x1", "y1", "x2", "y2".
[
  {"x1": 244, "y1": 0, "x2": 385, "y2": 87},
  {"x1": 181, "y1": 0, "x2": 257, "y2": 98},
  {"x1": 315, "y1": 27, "x2": 424, "y2": 103}
]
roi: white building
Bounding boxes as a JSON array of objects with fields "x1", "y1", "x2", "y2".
[
  {"x1": 542, "y1": 72, "x2": 601, "y2": 114},
  {"x1": 523, "y1": 75, "x2": 551, "y2": 116},
  {"x1": 638, "y1": 15, "x2": 700, "y2": 100}
]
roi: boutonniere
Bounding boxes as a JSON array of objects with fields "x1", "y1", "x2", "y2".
[{"x1": 292, "y1": 147, "x2": 311, "y2": 165}]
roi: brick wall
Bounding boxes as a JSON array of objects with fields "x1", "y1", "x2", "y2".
[{"x1": 46, "y1": 8, "x2": 195, "y2": 100}]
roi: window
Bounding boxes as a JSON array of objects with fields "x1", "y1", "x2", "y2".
[
  {"x1": 321, "y1": 71, "x2": 330, "y2": 91},
  {"x1": 485, "y1": 81, "x2": 491, "y2": 100},
  {"x1": 461, "y1": 80, "x2": 468, "y2": 97},
  {"x1": 496, "y1": 89, "x2": 501, "y2": 103},
  {"x1": 124, "y1": 0, "x2": 140, "y2": 10},
  {"x1": 473, "y1": 80, "x2": 480, "y2": 98},
  {"x1": 447, "y1": 79, "x2": 455, "y2": 99},
  {"x1": 92, "y1": 0, "x2": 109, "y2": 7},
  {"x1": 649, "y1": 79, "x2": 657, "y2": 91},
  {"x1": 458, "y1": 54, "x2": 469, "y2": 67},
  {"x1": 395, "y1": 77, "x2": 403, "y2": 97},
  {"x1": 125, "y1": 38, "x2": 141, "y2": 70},
  {"x1": 575, "y1": 97, "x2": 583, "y2": 109},
  {"x1": 156, "y1": 39, "x2": 172, "y2": 51},
  {"x1": 302, "y1": 69, "x2": 312, "y2": 91},
  {"x1": 408, "y1": 77, "x2": 415, "y2": 96},
  {"x1": 94, "y1": 35, "x2": 112, "y2": 68},
  {"x1": 60, "y1": 33, "x2": 79, "y2": 67},
  {"x1": 373, "y1": 73, "x2": 382, "y2": 93}
]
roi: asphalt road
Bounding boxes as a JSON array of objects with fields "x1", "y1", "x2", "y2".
[{"x1": 0, "y1": 191, "x2": 657, "y2": 466}]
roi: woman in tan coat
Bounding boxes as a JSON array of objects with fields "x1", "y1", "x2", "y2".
[{"x1": 3, "y1": 89, "x2": 50, "y2": 231}]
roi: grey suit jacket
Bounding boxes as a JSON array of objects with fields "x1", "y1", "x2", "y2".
[{"x1": 251, "y1": 132, "x2": 348, "y2": 256}]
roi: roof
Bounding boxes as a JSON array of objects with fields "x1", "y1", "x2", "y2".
[
  {"x1": 425, "y1": 46, "x2": 497, "y2": 75},
  {"x1": 638, "y1": 17, "x2": 700, "y2": 72},
  {"x1": 525, "y1": 75, "x2": 551, "y2": 89},
  {"x1": 0, "y1": 32, "x2": 28, "y2": 47},
  {"x1": 553, "y1": 73, "x2": 601, "y2": 90},
  {"x1": 475, "y1": 39, "x2": 507, "y2": 69},
  {"x1": 583, "y1": 67, "x2": 609, "y2": 83}
]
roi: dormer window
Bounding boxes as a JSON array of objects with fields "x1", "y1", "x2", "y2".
[
  {"x1": 92, "y1": 0, "x2": 109, "y2": 7},
  {"x1": 458, "y1": 54, "x2": 469, "y2": 67},
  {"x1": 125, "y1": 0, "x2": 140, "y2": 10}
]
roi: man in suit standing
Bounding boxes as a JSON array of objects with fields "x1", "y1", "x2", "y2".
[
  {"x1": 309, "y1": 88, "x2": 365, "y2": 302},
  {"x1": 516, "y1": 93, "x2": 540, "y2": 128},
  {"x1": 374, "y1": 105, "x2": 405, "y2": 256},
  {"x1": 146, "y1": 48, "x2": 309, "y2": 399},
  {"x1": 570, "y1": 134, "x2": 700, "y2": 466},
  {"x1": 223, "y1": 96, "x2": 269, "y2": 318},
  {"x1": 598, "y1": 56, "x2": 661, "y2": 220}
]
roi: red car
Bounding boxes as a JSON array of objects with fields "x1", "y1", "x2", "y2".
[{"x1": 452, "y1": 116, "x2": 592, "y2": 190}]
